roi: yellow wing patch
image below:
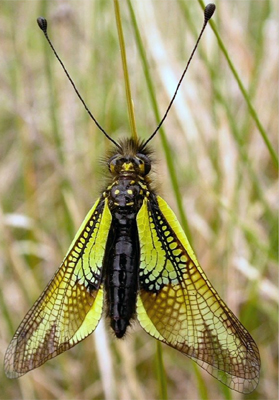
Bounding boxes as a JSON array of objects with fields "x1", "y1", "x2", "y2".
[
  {"x1": 136, "y1": 196, "x2": 260, "y2": 394},
  {"x1": 5, "y1": 197, "x2": 112, "y2": 378}
]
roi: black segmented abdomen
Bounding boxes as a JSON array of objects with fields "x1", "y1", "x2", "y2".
[
  {"x1": 104, "y1": 177, "x2": 143, "y2": 338},
  {"x1": 105, "y1": 219, "x2": 139, "y2": 338}
]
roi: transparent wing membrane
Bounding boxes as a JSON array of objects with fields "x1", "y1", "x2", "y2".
[
  {"x1": 5, "y1": 198, "x2": 112, "y2": 378},
  {"x1": 136, "y1": 196, "x2": 260, "y2": 393}
]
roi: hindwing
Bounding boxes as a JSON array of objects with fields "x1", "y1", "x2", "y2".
[
  {"x1": 136, "y1": 195, "x2": 260, "y2": 394},
  {"x1": 4, "y1": 197, "x2": 112, "y2": 378}
]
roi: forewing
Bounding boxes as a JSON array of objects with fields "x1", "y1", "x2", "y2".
[
  {"x1": 5, "y1": 197, "x2": 112, "y2": 378},
  {"x1": 136, "y1": 196, "x2": 260, "y2": 393}
]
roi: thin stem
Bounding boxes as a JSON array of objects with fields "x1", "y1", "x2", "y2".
[{"x1": 113, "y1": 0, "x2": 138, "y2": 140}]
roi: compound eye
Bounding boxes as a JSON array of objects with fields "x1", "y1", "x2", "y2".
[
  {"x1": 108, "y1": 155, "x2": 124, "y2": 174},
  {"x1": 136, "y1": 153, "x2": 151, "y2": 175}
]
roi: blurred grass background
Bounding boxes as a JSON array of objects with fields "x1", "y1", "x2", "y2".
[{"x1": 0, "y1": 0, "x2": 278, "y2": 399}]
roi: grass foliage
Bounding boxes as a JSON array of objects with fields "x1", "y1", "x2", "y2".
[{"x1": 0, "y1": 1, "x2": 277, "y2": 399}]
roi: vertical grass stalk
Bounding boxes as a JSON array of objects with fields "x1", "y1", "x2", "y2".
[{"x1": 113, "y1": 0, "x2": 138, "y2": 140}]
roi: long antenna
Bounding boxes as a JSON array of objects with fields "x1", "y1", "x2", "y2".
[
  {"x1": 142, "y1": 3, "x2": 216, "y2": 149},
  {"x1": 36, "y1": 17, "x2": 121, "y2": 150}
]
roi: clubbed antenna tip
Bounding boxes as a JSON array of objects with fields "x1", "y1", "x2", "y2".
[
  {"x1": 37, "y1": 17, "x2": 48, "y2": 33},
  {"x1": 204, "y1": 4, "x2": 216, "y2": 22}
]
